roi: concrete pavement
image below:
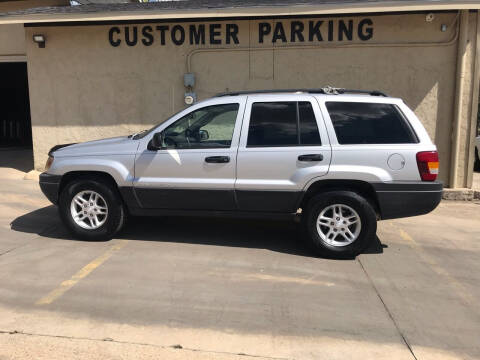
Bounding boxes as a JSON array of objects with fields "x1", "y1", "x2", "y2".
[{"x1": 0, "y1": 166, "x2": 479, "y2": 360}]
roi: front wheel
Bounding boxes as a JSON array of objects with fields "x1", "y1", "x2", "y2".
[
  {"x1": 304, "y1": 191, "x2": 377, "y2": 258},
  {"x1": 58, "y1": 178, "x2": 126, "y2": 241}
]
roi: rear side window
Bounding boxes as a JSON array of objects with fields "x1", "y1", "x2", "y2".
[
  {"x1": 325, "y1": 102, "x2": 418, "y2": 145},
  {"x1": 247, "y1": 102, "x2": 321, "y2": 147}
]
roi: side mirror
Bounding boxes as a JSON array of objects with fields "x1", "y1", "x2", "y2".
[
  {"x1": 147, "y1": 132, "x2": 163, "y2": 151},
  {"x1": 199, "y1": 129, "x2": 209, "y2": 141}
]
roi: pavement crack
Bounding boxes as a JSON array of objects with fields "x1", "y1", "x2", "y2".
[
  {"x1": 0, "y1": 244, "x2": 25, "y2": 257},
  {"x1": 0, "y1": 329, "x2": 292, "y2": 360},
  {"x1": 357, "y1": 258, "x2": 418, "y2": 360}
]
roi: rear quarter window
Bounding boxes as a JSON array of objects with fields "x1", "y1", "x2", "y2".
[{"x1": 325, "y1": 102, "x2": 418, "y2": 145}]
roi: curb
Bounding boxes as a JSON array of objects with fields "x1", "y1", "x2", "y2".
[
  {"x1": 442, "y1": 188, "x2": 480, "y2": 201},
  {"x1": 23, "y1": 170, "x2": 40, "y2": 181}
]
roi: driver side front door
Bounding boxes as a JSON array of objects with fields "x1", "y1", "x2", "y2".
[{"x1": 133, "y1": 99, "x2": 245, "y2": 211}]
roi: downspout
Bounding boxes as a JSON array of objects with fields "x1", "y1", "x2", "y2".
[
  {"x1": 466, "y1": 11, "x2": 480, "y2": 188},
  {"x1": 450, "y1": 10, "x2": 469, "y2": 188}
]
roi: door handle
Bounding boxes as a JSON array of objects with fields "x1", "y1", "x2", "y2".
[
  {"x1": 298, "y1": 154, "x2": 323, "y2": 162},
  {"x1": 205, "y1": 156, "x2": 230, "y2": 163}
]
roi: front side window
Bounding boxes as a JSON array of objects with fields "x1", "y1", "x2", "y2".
[
  {"x1": 325, "y1": 102, "x2": 418, "y2": 145},
  {"x1": 247, "y1": 101, "x2": 321, "y2": 147},
  {"x1": 162, "y1": 103, "x2": 239, "y2": 149}
]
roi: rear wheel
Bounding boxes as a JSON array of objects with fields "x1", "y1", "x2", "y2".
[
  {"x1": 59, "y1": 178, "x2": 125, "y2": 241},
  {"x1": 304, "y1": 191, "x2": 377, "y2": 258}
]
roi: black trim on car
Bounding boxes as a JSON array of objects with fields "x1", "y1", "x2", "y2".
[
  {"x1": 119, "y1": 186, "x2": 301, "y2": 213},
  {"x1": 118, "y1": 182, "x2": 442, "y2": 220},
  {"x1": 125, "y1": 207, "x2": 297, "y2": 220},
  {"x1": 372, "y1": 181, "x2": 443, "y2": 220},
  {"x1": 128, "y1": 207, "x2": 297, "y2": 220},
  {"x1": 118, "y1": 187, "x2": 141, "y2": 210},
  {"x1": 48, "y1": 143, "x2": 76, "y2": 156},
  {"x1": 134, "y1": 188, "x2": 237, "y2": 210},
  {"x1": 39, "y1": 173, "x2": 62, "y2": 205},
  {"x1": 372, "y1": 181, "x2": 443, "y2": 192},
  {"x1": 235, "y1": 190, "x2": 301, "y2": 212},
  {"x1": 41, "y1": 177, "x2": 442, "y2": 222}
]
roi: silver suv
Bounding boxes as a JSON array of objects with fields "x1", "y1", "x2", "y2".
[{"x1": 39, "y1": 88, "x2": 442, "y2": 258}]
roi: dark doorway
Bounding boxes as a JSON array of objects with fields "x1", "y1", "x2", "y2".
[{"x1": 0, "y1": 62, "x2": 32, "y2": 148}]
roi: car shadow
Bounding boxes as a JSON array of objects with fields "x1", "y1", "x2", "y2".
[{"x1": 10, "y1": 205, "x2": 385, "y2": 258}]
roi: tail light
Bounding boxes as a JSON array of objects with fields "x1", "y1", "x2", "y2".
[{"x1": 416, "y1": 151, "x2": 439, "y2": 181}]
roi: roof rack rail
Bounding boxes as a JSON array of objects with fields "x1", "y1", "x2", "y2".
[
  {"x1": 215, "y1": 87, "x2": 388, "y2": 97},
  {"x1": 337, "y1": 89, "x2": 389, "y2": 97}
]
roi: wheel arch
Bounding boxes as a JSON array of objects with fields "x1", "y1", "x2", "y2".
[
  {"x1": 299, "y1": 179, "x2": 381, "y2": 217},
  {"x1": 59, "y1": 171, "x2": 120, "y2": 199},
  {"x1": 57, "y1": 171, "x2": 127, "y2": 241}
]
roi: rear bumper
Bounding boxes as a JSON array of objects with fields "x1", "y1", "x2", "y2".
[
  {"x1": 373, "y1": 181, "x2": 443, "y2": 220},
  {"x1": 39, "y1": 173, "x2": 62, "y2": 205}
]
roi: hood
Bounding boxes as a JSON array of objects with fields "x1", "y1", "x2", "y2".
[{"x1": 52, "y1": 136, "x2": 139, "y2": 157}]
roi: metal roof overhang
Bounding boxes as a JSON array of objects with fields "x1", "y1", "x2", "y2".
[{"x1": 0, "y1": 1, "x2": 479, "y2": 25}]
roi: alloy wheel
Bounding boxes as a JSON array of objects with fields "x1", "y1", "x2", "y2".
[
  {"x1": 316, "y1": 204, "x2": 362, "y2": 247},
  {"x1": 70, "y1": 190, "x2": 108, "y2": 230}
]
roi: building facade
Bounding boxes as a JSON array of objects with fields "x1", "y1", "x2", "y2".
[{"x1": 1, "y1": 1, "x2": 480, "y2": 188}]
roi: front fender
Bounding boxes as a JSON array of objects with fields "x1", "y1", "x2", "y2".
[{"x1": 48, "y1": 155, "x2": 135, "y2": 187}]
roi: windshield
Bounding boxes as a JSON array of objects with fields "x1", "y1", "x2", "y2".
[{"x1": 131, "y1": 108, "x2": 187, "y2": 140}]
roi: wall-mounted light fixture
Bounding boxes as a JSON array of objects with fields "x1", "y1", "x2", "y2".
[{"x1": 33, "y1": 34, "x2": 46, "y2": 48}]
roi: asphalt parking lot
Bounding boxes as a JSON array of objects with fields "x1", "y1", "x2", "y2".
[{"x1": 0, "y1": 165, "x2": 479, "y2": 360}]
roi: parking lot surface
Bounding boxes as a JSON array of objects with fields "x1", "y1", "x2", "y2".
[{"x1": 0, "y1": 166, "x2": 479, "y2": 360}]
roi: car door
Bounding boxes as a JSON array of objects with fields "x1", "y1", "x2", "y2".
[
  {"x1": 134, "y1": 98, "x2": 246, "y2": 210},
  {"x1": 235, "y1": 95, "x2": 331, "y2": 212}
]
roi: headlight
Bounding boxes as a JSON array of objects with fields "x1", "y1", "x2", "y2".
[{"x1": 45, "y1": 156, "x2": 54, "y2": 171}]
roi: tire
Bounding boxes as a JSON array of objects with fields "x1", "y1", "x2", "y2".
[
  {"x1": 303, "y1": 191, "x2": 377, "y2": 259},
  {"x1": 58, "y1": 177, "x2": 126, "y2": 241}
]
